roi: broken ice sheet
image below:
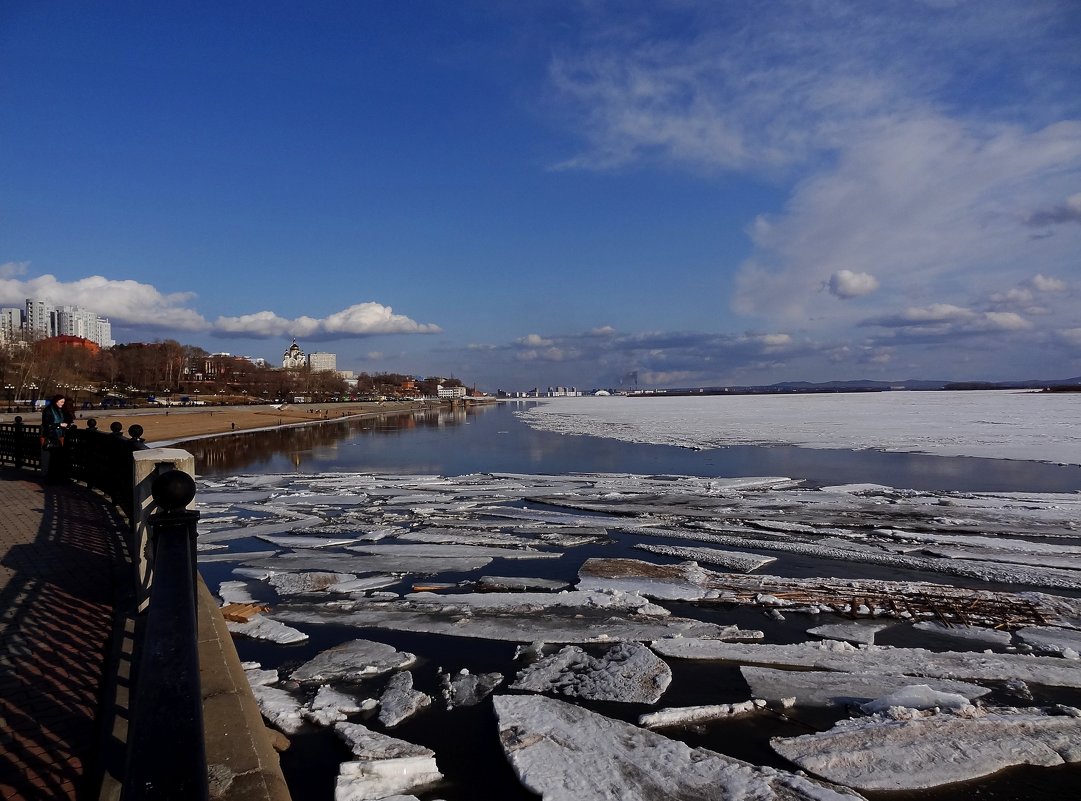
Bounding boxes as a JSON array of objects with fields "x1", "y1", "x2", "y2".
[
  {"x1": 439, "y1": 668, "x2": 502, "y2": 709},
  {"x1": 271, "y1": 591, "x2": 763, "y2": 644},
  {"x1": 333, "y1": 722, "x2": 443, "y2": 801},
  {"x1": 378, "y1": 671, "x2": 431, "y2": 727},
  {"x1": 632, "y1": 542, "x2": 776, "y2": 572},
  {"x1": 510, "y1": 642, "x2": 671, "y2": 704},
  {"x1": 652, "y1": 639, "x2": 1081, "y2": 688},
  {"x1": 740, "y1": 666, "x2": 991, "y2": 708},
  {"x1": 226, "y1": 614, "x2": 308, "y2": 645},
  {"x1": 772, "y1": 707, "x2": 1081, "y2": 791},
  {"x1": 304, "y1": 684, "x2": 370, "y2": 726},
  {"x1": 807, "y1": 622, "x2": 890, "y2": 646},
  {"x1": 639, "y1": 699, "x2": 768, "y2": 729},
  {"x1": 345, "y1": 543, "x2": 561, "y2": 560},
  {"x1": 1015, "y1": 625, "x2": 1081, "y2": 658},
  {"x1": 493, "y1": 694, "x2": 867, "y2": 801},
  {"x1": 268, "y1": 571, "x2": 358, "y2": 596},
  {"x1": 243, "y1": 664, "x2": 304, "y2": 734},
  {"x1": 290, "y1": 639, "x2": 417, "y2": 684}
]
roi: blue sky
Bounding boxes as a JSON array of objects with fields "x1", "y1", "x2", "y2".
[{"x1": 2, "y1": 1, "x2": 1080, "y2": 391}]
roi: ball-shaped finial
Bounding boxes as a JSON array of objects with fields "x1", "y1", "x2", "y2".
[
  {"x1": 151, "y1": 470, "x2": 196, "y2": 512},
  {"x1": 128, "y1": 424, "x2": 144, "y2": 440},
  {"x1": 110, "y1": 421, "x2": 123, "y2": 434}
]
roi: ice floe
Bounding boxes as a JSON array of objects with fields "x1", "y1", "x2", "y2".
[
  {"x1": 226, "y1": 614, "x2": 308, "y2": 644},
  {"x1": 807, "y1": 622, "x2": 889, "y2": 646},
  {"x1": 772, "y1": 705, "x2": 1081, "y2": 790},
  {"x1": 493, "y1": 694, "x2": 867, "y2": 800},
  {"x1": 652, "y1": 639, "x2": 1081, "y2": 687},
  {"x1": 510, "y1": 642, "x2": 671, "y2": 704},
  {"x1": 740, "y1": 666, "x2": 991, "y2": 708},
  {"x1": 638, "y1": 699, "x2": 770, "y2": 729},
  {"x1": 271, "y1": 592, "x2": 761, "y2": 644},
  {"x1": 377, "y1": 672, "x2": 431, "y2": 727},
  {"x1": 304, "y1": 685, "x2": 370, "y2": 726},
  {"x1": 290, "y1": 639, "x2": 417, "y2": 684},
  {"x1": 333, "y1": 722, "x2": 443, "y2": 801},
  {"x1": 439, "y1": 668, "x2": 503, "y2": 709}
]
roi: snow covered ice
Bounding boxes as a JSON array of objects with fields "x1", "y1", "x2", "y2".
[
  {"x1": 516, "y1": 391, "x2": 1081, "y2": 465},
  {"x1": 493, "y1": 694, "x2": 867, "y2": 801}
]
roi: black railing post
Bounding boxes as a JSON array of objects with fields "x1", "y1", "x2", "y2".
[
  {"x1": 13, "y1": 416, "x2": 24, "y2": 469},
  {"x1": 123, "y1": 469, "x2": 208, "y2": 801}
]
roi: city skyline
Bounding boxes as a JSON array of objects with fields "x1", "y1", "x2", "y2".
[{"x1": 2, "y1": 2, "x2": 1079, "y2": 391}]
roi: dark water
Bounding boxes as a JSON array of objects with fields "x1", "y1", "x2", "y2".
[
  {"x1": 188, "y1": 401, "x2": 1081, "y2": 801},
  {"x1": 189, "y1": 401, "x2": 1081, "y2": 493}
]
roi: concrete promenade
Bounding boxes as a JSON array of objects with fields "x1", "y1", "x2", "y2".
[{"x1": 0, "y1": 467, "x2": 290, "y2": 801}]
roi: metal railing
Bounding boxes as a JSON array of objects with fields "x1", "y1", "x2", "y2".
[
  {"x1": 123, "y1": 470, "x2": 209, "y2": 801},
  {"x1": 0, "y1": 417, "x2": 146, "y2": 518},
  {"x1": 0, "y1": 417, "x2": 209, "y2": 799}
]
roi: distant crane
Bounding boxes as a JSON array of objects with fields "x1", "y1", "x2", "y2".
[{"x1": 621, "y1": 371, "x2": 638, "y2": 388}]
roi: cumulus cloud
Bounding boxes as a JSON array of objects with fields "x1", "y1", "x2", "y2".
[
  {"x1": 1058, "y1": 328, "x2": 1081, "y2": 348},
  {"x1": 827, "y1": 270, "x2": 879, "y2": 299},
  {"x1": 0, "y1": 271, "x2": 208, "y2": 330},
  {"x1": 213, "y1": 302, "x2": 441, "y2": 340}
]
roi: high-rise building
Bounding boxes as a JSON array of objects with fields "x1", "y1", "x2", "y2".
[
  {"x1": 0, "y1": 308, "x2": 22, "y2": 342},
  {"x1": 25, "y1": 298, "x2": 54, "y2": 337},
  {"x1": 19, "y1": 298, "x2": 114, "y2": 347}
]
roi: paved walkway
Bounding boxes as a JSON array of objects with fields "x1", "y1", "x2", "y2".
[{"x1": 0, "y1": 468, "x2": 130, "y2": 801}]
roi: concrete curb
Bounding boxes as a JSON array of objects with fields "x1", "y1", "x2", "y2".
[{"x1": 197, "y1": 579, "x2": 292, "y2": 801}]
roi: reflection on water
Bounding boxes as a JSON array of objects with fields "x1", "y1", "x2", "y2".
[
  {"x1": 187, "y1": 401, "x2": 1081, "y2": 493},
  {"x1": 186, "y1": 404, "x2": 476, "y2": 475}
]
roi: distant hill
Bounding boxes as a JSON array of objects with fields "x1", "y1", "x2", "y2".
[{"x1": 630, "y1": 376, "x2": 1081, "y2": 397}]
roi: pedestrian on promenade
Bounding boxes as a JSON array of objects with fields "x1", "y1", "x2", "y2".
[{"x1": 40, "y1": 394, "x2": 71, "y2": 481}]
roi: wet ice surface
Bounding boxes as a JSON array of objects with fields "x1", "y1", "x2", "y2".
[{"x1": 198, "y1": 469, "x2": 1081, "y2": 801}]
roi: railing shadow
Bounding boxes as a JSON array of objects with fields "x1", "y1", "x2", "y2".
[{"x1": 0, "y1": 474, "x2": 132, "y2": 800}]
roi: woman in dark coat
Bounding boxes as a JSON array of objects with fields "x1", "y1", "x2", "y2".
[{"x1": 40, "y1": 394, "x2": 71, "y2": 481}]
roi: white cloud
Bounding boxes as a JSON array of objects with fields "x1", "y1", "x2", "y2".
[
  {"x1": 982, "y1": 311, "x2": 1032, "y2": 331},
  {"x1": 827, "y1": 270, "x2": 879, "y2": 299},
  {"x1": 549, "y1": 2, "x2": 1080, "y2": 380},
  {"x1": 1057, "y1": 328, "x2": 1081, "y2": 349},
  {"x1": 515, "y1": 347, "x2": 573, "y2": 363},
  {"x1": 213, "y1": 302, "x2": 441, "y2": 340},
  {"x1": 0, "y1": 261, "x2": 29, "y2": 279},
  {"x1": 0, "y1": 272, "x2": 208, "y2": 330},
  {"x1": 516, "y1": 333, "x2": 555, "y2": 347},
  {"x1": 1031, "y1": 274, "x2": 1067, "y2": 292}
]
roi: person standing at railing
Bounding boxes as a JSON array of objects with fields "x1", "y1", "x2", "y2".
[{"x1": 40, "y1": 394, "x2": 71, "y2": 482}]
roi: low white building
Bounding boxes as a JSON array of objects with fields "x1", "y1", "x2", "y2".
[{"x1": 437, "y1": 384, "x2": 467, "y2": 399}]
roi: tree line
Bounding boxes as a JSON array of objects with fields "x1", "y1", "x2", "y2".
[{"x1": 0, "y1": 334, "x2": 462, "y2": 408}]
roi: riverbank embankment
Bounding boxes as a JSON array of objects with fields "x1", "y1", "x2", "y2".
[{"x1": 0, "y1": 400, "x2": 453, "y2": 446}]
